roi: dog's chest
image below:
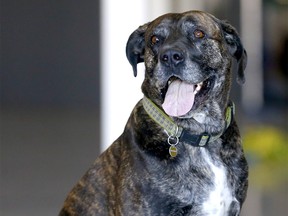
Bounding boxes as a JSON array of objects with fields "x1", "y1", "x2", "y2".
[{"x1": 200, "y1": 149, "x2": 238, "y2": 216}]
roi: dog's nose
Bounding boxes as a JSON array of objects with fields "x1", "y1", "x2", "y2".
[{"x1": 160, "y1": 49, "x2": 184, "y2": 67}]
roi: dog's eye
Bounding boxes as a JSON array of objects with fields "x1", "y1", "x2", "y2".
[
  {"x1": 194, "y1": 29, "x2": 205, "y2": 38},
  {"x1": 151, "y1": 35, "x2": 160, "y2": 45}
]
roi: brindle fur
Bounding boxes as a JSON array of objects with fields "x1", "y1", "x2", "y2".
[{"x1": 59, "y1": 10, "x2": 248, "y2": 216}]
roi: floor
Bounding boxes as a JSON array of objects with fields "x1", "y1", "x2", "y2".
[{"x1": 1, "y1": 108, "x2": 100, "y2": 216}]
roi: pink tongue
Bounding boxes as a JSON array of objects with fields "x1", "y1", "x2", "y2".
[{"x1": 162, "y1": 80, "x2": 195, "y2": 117}]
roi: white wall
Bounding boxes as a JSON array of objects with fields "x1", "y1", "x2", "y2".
[{"x1": 240, "y1": 0, "x2": 264, "y2": 113}]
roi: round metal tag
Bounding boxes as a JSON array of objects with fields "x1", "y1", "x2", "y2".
[{"x1": 169, "y1": 145, "x2": 178, "y2": 157}]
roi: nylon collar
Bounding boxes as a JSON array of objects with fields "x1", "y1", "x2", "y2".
[{"x1": 142, "y1": 96, "x2": 234, "y2": 147}]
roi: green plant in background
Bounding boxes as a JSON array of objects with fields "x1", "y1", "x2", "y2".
[{"x1": 243, "y1": 125, "x2": 288, "y2": 190}]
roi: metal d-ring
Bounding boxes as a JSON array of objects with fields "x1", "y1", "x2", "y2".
[
  {"x1": 165, "y1": 126, "x2": 180, "y2": 146},
  {"x1": 167, "y1": 135, "x2": 179, "y2": 146}
]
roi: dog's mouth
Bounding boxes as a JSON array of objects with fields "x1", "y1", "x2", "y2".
[{"x1": 161, "y1": 76, "x2": 214, "y2": 117}]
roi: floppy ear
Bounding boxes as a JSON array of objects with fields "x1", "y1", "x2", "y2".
[
  {"x1": 221, "y1": 21, "x2": 247, "y2": 84},
  {"x1": 126, "y1": 23, "x2": 149, "y2": 77}
]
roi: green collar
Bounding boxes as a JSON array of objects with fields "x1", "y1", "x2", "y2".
[{"x1": 142, "y1": 96, "x2": 234, "y2": 151}]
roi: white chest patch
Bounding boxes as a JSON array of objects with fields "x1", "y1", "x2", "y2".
[{"x1": 201, "y1": 149, "x2": 239, "y2": 216}]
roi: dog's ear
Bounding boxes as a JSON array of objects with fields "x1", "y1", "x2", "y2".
[
  {"x1": 126, "y1": 23, "x2": 149, "y2": 77},
  {"x1": 221, "y1": 21, "x2": 247, "y2": 84}
]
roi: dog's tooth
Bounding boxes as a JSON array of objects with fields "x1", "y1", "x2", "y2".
[
  {"x1": 193, "y1": 86, "x2": 199, "y2": 95},
  {"x1": 193, "y1": 82, "x2": 203, "y2": 95},
  {"x1": 195, "y1": 84, "x2": 201, "y2": 92}
]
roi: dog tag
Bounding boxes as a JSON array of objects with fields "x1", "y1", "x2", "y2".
[{"x1": 169, "y1": 145, "x2": 178, "y2": 157}]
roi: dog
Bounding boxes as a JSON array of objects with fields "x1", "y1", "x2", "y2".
[{"x1": 59, "y1": 10, "x2": 248, "y2": 216}]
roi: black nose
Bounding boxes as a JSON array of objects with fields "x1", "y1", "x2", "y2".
[{"x1": 160, "y1": 49, "x2": 184, "y2": 67}]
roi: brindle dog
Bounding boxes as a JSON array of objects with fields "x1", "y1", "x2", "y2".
[{"x1": 59, "y1": 10, "x2": 248, "y2": 216}]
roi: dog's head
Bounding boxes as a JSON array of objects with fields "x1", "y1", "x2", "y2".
[{"x1": 126, "y1": 11, "x2": 247, "y2": 134}]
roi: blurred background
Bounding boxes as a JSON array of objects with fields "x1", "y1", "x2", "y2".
[{"x1": 1, "y1": 0, "x2": 287, "y2": 215}]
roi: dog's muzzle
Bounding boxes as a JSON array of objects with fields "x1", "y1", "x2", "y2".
[{"x1": 157, "y1": 43, "x2": 212, "y2": 118}]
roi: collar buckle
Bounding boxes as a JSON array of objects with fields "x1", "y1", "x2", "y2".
[{"x1": 198, "y1": 133, "x2": 211, "y2": 146}]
